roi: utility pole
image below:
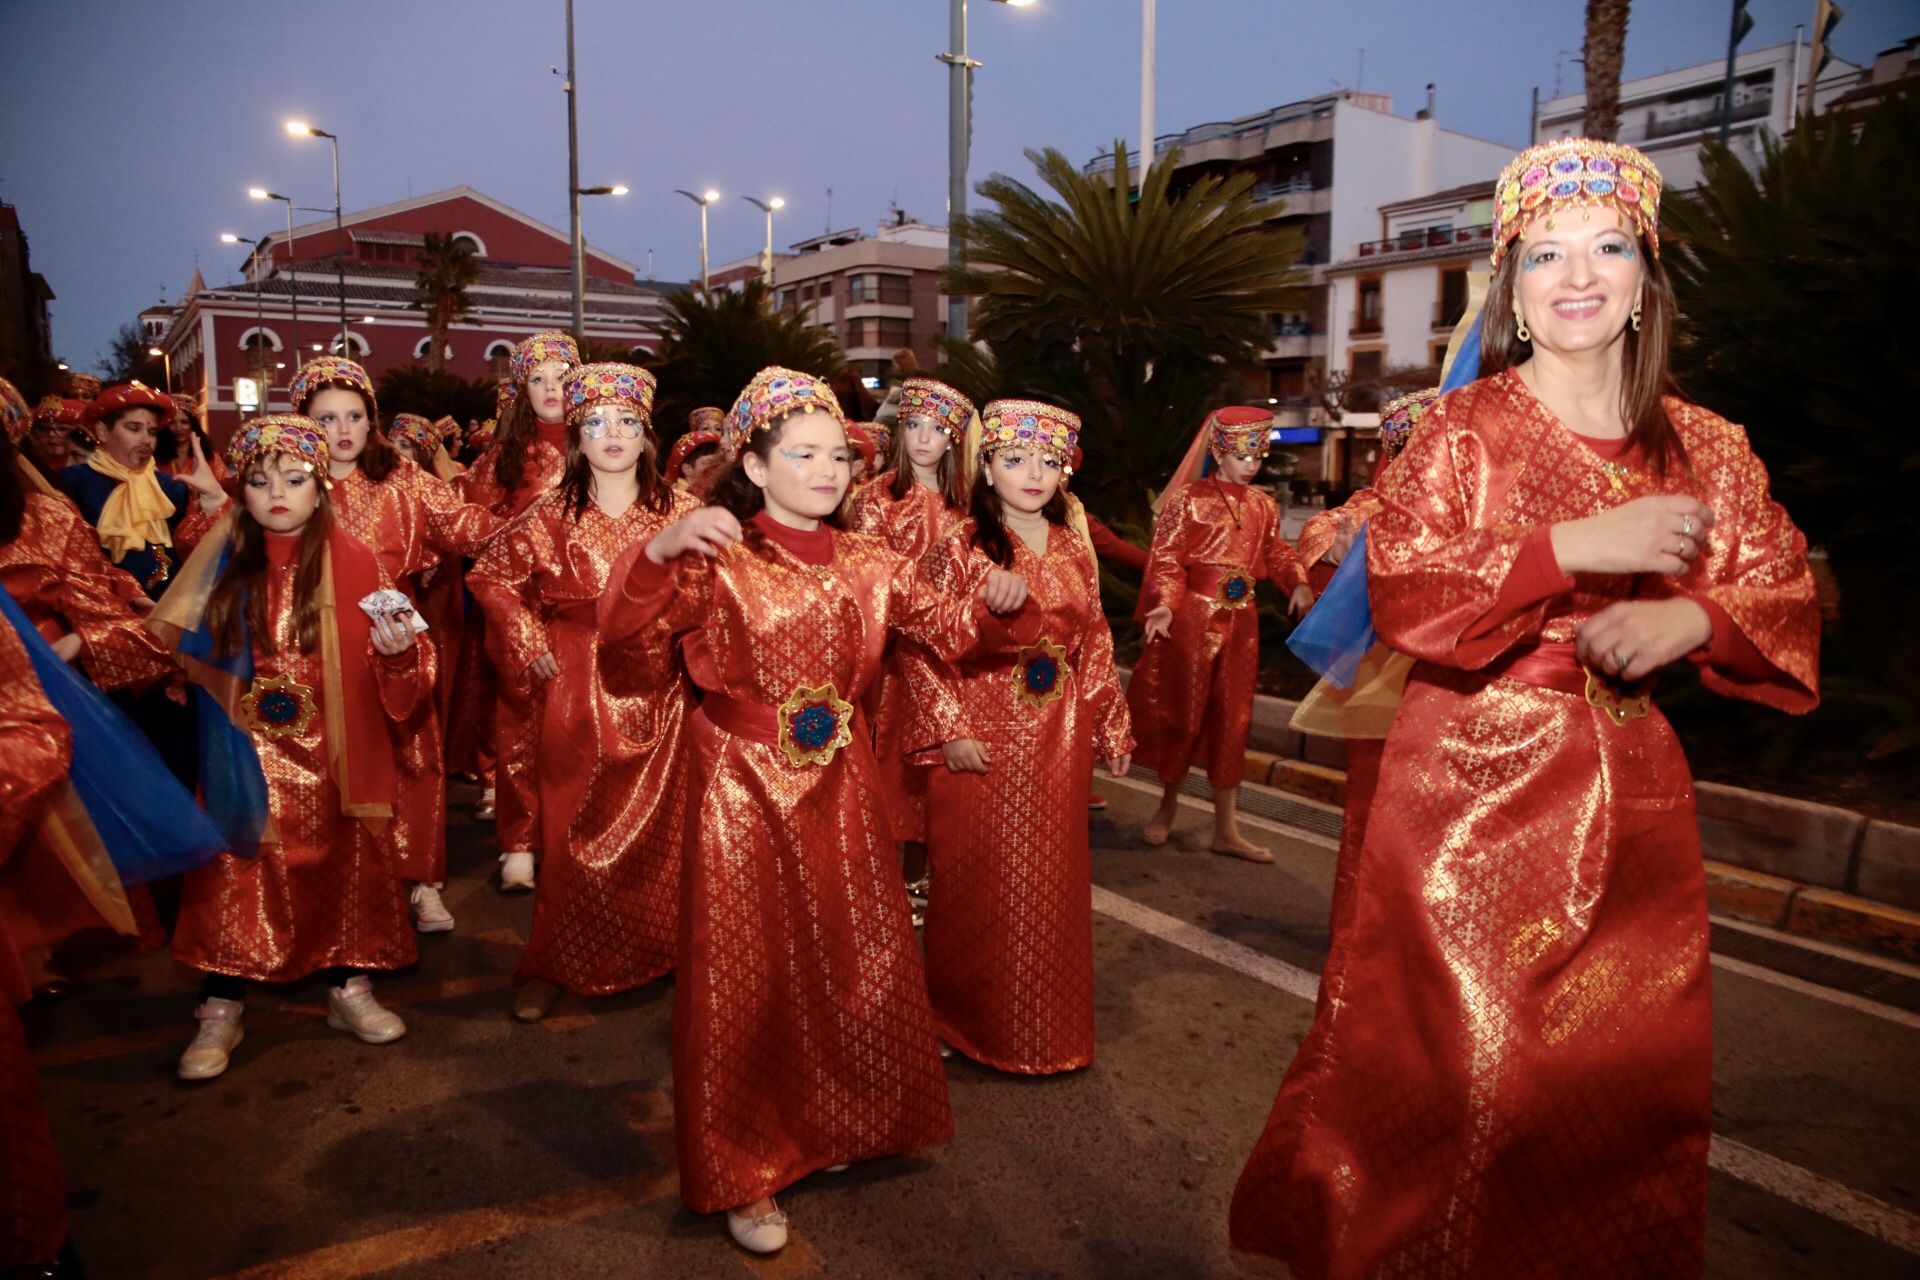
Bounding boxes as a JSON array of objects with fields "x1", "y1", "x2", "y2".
[{"x1": 565, "y1": 0, "x2": 585, "y2": 342}]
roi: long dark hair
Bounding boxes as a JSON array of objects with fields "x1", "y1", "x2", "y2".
[
  {"x1": 203, "y1": 477, "x2": 334, "y2": 658},
  {"x1": 0, "y1": 433, "x2": 26, "y2": 544},
  {"x1": 297, "y1": 381, "x2": 399, "y2": 482},
  {"x1": 491, "y1": 394, "x2": 547, "y2": 492},
  {"x1": 968, "y1": 455, "x2": 1067, "y2": 569},
  {"x1": 559, "y1": 420, "x2": 670, "y2": 521},
  {"x1": 1480, "y1": 235, "x2": 1687, "y2": 477},
  {"x1": 882, "y1": 417, "x2": 968, "y2": 510},
  {"x1": 153, "y1": 406, "x2": 213, "y2": 467},
  {"x1": 707, "y1": 418, "x2": 848, "y2": 535}
]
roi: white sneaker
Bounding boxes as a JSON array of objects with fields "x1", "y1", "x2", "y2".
[
  {"x1": 474, "y1": 787, "x2": 497, "y2": 820},
  {"x1": 326, "y1": 976, "x2": 407, "y2": 1044},
  {"x1": 499, "y1": 851, "x2": 536, "y2": 891},
  {"x1": 177, "y1": 998, "x2": 245, "y2": 1081},
  {"x1": 726, "y1": 1203, "x2": 789, "y2": 1254},
  {"x1": 410, "y1": 882, "x2": 455, "y2": 933}
]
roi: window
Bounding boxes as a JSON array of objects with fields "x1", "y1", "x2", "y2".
[
  {"x1": 1348, "y1": 349, "x2": 1384, "y2": 412},
  {"x1": 816, "y1": 278, "x2": 833, "y2": 297},
  {"x1": 1436, "y1": 267, "x2": 1468, "y2": 329},
  {"x1": 800, "y1": 283, "x2": 815, "y2": 302},
  {"x1": 328, "y1": 331, "x2": 371, "y2": 357},
  {"x1": 1432, "y1": 342, "x2": 1451, "y2": 369},
  {"x1": 847, "y1": 317, "x2": 913, "y2": 348},
  {"x1": 450, "y1": 232, "x2": 487, "y2": 256},
  {"x1": 414, "y1": 336, "x2": 454, "y2": 361},
  {"x1": 485, "y1": 340, "x2": 514, "y2": 377},
  {"x1": 847, "y1": 273, "x2": 911, "y2": 306},
  {"x1": 1354, "y1": 278, "x2": 1383, "y2": 336}
]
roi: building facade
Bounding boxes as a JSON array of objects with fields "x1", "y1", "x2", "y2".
[
  {"x1": 770, "y1": 219, "x2": 951, "y2": 379},
  {"x1": 1091, "y1": 90, "x2": 1511, "y2": 489},
  {"x1": 149, "y1": 186, "x2": 670, "y2": 437},
  {"x1": 1532, "y1": 39, "x2": 1865, "y2": 190},
  {"x1": 0, "y1": 202, "x2": 55, "y2": 380}
]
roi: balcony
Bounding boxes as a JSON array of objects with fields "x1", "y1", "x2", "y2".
[
  {"x1": 1350, "y1": 316, "x2": 1384, "y2": 338},
  {"x1": 1355, "y1": 221, "x2": 1495, "y2": 259}
]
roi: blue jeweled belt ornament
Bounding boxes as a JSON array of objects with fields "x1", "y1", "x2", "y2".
[
  {"x1": 240, "y1": 673, "x2": 318, "y2": 739},
  {"x1": 1014, "y1": 638, "x2": 1070, "y2": 709},
  {"x1": 775, "y1": 681, "x2": 856, "y2": 767},
  {"x1": 1215, "y1": 566, "x2": 1254, "y2": 610}
]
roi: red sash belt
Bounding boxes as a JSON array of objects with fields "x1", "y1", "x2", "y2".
[
  {"x1": 1186, "y1": 563, "x2": 1256, "y2": 609},
  {"x1": 1485, "y1": 641, "x2": 1590, "y2": 697},
  {"x1": 697, "y1": 689, "x2": 869, "y2": 748}
]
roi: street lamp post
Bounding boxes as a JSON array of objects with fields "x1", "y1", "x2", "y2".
[
  {"x1": 940, "y1": 0, "x2": 1034, "y2": 345},
  {"x1": 147, "y1": 346, "x2": 172, "y2": 394},
  {"x1": 249, "y1": 187, "x2": 300, "y2": 356},
  {"x1": 221, "y1": 233, "x2": 271, "y2": 402},
  {"x1": 562, "y1": 0, "x2": 586, "y2": 341},
  {"x1": 285, "y1": 121, "x2": 347, "y2": 350},
  {"x1": 674, "y1": 189, "x2": 720, "y2": 294},
  {"x1": 1140, "y1": 0, "x2": 1156, "y2": 187},
  {"x1": 741, "y1": 196, "x2": 785, "y2": 287}
]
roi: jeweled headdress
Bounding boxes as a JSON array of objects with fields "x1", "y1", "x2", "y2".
[
  {"x1": 1208, "y1": 406, "x2": 1275, "y2": 458},
  {"x1": 564, "y1": 362, "x2": 658, "y2": 428},
  {"x1": 387, "y1": 413, "x2": 440, "y2": 457},
  {"x1": 226, "y1": 414, "x2": 330, "y2": 480},
  {"x1": 289, "y1": 355, "x2": 378, "y2": 423},
  {"x1": 1492, "y1": 137, "x2": 1662, "y2": 268},
  {"x1": 897, "y1": 377, "x2": 975, "y2": 438},
  {"x1": 724, "y1": 366, "x2": 847, "y2": 459},
  {"x1": 978, "y1": 399, "x2": 1080, "y2": 473},
  {"x1": 1378, "y1": 387, "x2": 1440, "y2": 463},
  {"x1": 509, "y1": 331, "x2": 580, "y2": 387},
  {"x1": 0, "y1": 377, "x2": 29, "y2": 444},
  {"x1": 687, "y1": 406, "x2": 726, "y2": 433}
]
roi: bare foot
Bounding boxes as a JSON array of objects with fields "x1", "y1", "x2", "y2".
[
  {"x1": 1210, "y1": 832, "x2": 1275, "y2": 864},
  {"x1": 1143, "y1": 813, "x2": 1177, "y2": 846},
  {"x1": 513, "y1": 979, "x2": 561, "y2": 1022}
]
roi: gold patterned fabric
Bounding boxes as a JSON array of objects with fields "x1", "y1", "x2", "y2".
[
  {"x1": 1229, "y1": 370, "x2": 1819, "y2": 1277},
  {"x1": 467, "y1": 489, "x2": 697, "y2": 994},
  {"x1": 0, "y1": 494, "x2": 175, "y2": 691},
  {"x1": 846, "y1": 474, "x2": 969, "y2": 840},
  {"x1": 901, "y1": 522, "x2": 1132, "y2": 1073},
  {"x1": 331, "y1": 464, "x2": 503, "y2": 883},
  {"x1": 1127, "y1": 478, "x2": 1307, "y2": 787},
  {"x1": 172, "y1": 547, "x2": 431, "y2": 982},
  {"x1": 598, "y1": 524, "x2": 978, "y2": 1213}
]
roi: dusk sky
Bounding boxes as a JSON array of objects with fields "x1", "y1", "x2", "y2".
[{"x1": 2, "y1": 0, "x2": 1910, "y2": 372}]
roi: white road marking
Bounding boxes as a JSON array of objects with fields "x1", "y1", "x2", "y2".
[
  {"x1": 1090, "y1": 882, "x2": 1920, "y2": 1256},
  {"x1": 1709, "y1": 952, "x2": 1920, "y2": 1031}
]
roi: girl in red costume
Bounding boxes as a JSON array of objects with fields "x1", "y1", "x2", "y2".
[
  {"x1": 1127, "y1": 406, "x2": 1313, "y2": 859},
  {"x1": 906, "y1": 398, "x2": 1133, "y2": 1074},
  {"x1": 469, "y1": 364, "x2": 699, "y2": 1022},
  {"x1": 154, "y1": 415, "x2": 433, "y2": 1081},
  {"x1": 458, "y1": 332, "x2": 578, "y2": 891},
  {"x1": 599, "y1": 366, "x2": 1028, "y2": 1255},
  {"x1": 1230, "y1": 139, "x2": 1819, "y2": 1278},
  {"x1": 292, "y1": 359, "x2": 502, "y2": 934}
]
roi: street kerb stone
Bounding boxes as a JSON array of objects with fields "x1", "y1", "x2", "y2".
[
  {"x1": 1266, "y1": 759, "x2": 1348, "y2": 808},
  {"x1": 1855, "y1": 820, "x2": 1920, "y2": 913},
  {"x1": 1694, "y1": 781, "x2": 1863, "y2": 893},
  {"x1": 1702, "y1": 860, "x2": 1798, "y2": 928},
  {"x1": 1786, "y1": 888, "x2": 1920, "y2": 964}
]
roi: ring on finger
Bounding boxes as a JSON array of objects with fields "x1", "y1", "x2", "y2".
[
  {"x1": 1611, "y1": 648, "x2": 1626, "y2": 673},
  {"x1": 1681, "y1": 514, "x2": 1693, "y2": 538}
]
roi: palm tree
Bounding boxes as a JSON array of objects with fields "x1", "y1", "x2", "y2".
[
  {"x1": 946, "y1": 141, "x2": 1307, "y2": 521},
  {"x1": 375, "y1": 366, "x2": 498, "y2": 427},
  {"x1": 643, "y1": 279, "x2": 844, "y2": 441},
  {"x1": 411, "y1": 233, "x2": 481, "y2": 374},
  {"x1": 1582, "y1": 0, "x2": 1632, "y2": 140}
]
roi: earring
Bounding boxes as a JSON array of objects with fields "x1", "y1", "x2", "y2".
[
  {"x1": 1514, "y1": 310, "x2": 1531, "y2": 344},
  {"x1": 1630, "y1": 298, "x2": 1643, "y2": 332}
]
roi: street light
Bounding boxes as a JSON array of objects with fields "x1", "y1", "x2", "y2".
[
  {"x1": 675, "y1": 189, "x2": 720, "y2": 294},
  {"x1": 741, "y1": 196, "x2": 785, "y2": 287},
  {"x1": 570, "y1": 183, "x2": 629, "y2": 342},
  {"x1": 221, "y1": 233, "x2": 271, "y2": 400},
  {"x1": 249, "y1": 186, "x2": 301, "y2": 355},
  {"x1": 285, "y1": 120, "x2": 349, "y2": 351},
  {"x1": 148, "y1": 345, "x2": 173, "y2": 394},
  {"x1": 942, "y1": 0, "x2": 1035, "y2": 344}
]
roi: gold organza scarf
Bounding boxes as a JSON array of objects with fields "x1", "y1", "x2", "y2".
[{"x1": 85, "y1": 450, "x2": 176, "y2": 562}]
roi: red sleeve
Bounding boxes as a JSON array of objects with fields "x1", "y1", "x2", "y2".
[
  {"x1": 1086, "y1": 513, "x2": 1148, "y2": 574},
  {"x1": 1468, "y1": 525, "x2": 1575, "y2": 640},
  {"x1": 1688, "y1": 594, "x2": 1776, "y2": 683}
]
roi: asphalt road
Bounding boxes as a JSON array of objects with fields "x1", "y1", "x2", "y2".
[{"x1": 24, "y1": 778, "x2": 1920, "y2": 1279}]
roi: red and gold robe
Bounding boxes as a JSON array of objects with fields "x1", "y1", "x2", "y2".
[
  {"x1": 1, "y1": 493, "x2": 176, "y2": 692},
  {"x1": 0, "y1": 626, "x2": 75, "y2": 1270},
  {"x1": 904, "y1": 522, "x2": 1133, "y2": 1073},
  {"x1": 172, "y1": 533, "x2": 434, "y2": 982},
  {"x1": 846, "y1": 472, "x2": 968, "y2": 841},
  {"x1": 1296, "y1": 489, "x2": 1384, "y2": 596},
  {"x1": 458, "y1": 429, "x2": 568, "y2": 855},
  {"x1": 1230, "y1": 369, "x2": 1819, "y2": 1278},
  {"x1": 331, "y1": 462, "x2": 501, "y2": 883},
  {"x1": 599, "y1": 514, "x2": 972, "y2": 1214},
  {"x1": 1127, "y1": 477, "x2": 1307, "y2": 787},
  {"x1": 468, "y1": 488, "x2": 697, "y2": 994}
]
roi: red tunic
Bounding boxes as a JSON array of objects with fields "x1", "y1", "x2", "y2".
[
  {"x1": 599, "y1": 515, "x2": 972, "y2": 1214},
  {"x1": 0, "y1": 493, "x2": 175, "y2": 691},
  {"x1": 331, "y1": 463, "x2": 501, "y2": 883},
  {"x1": 468, "y1": 488, "x2": 698, "y2": 994},
  {"x1": 458, "y1": 429, "x2": 568, "y2": 855},
  {"x1": 1295, "y1": 489, "x2": 1384, "y2": 595},
  {"x1": 1126, "y1": 478, "x2": 1307, "y2": 787},
  {"x1": 1230, "y1": 370, "x2": 1819, "y2": 1278},
  {"x1": 172, "y1": 534, "x2": 434, "y2": 982},
  {"x1": 0, "y1": 627, "x2": 75, "y2": 1270},
  {"x1": 846, "y1": 472, "x2": 968, "y2": 841},
  {"x1": 904, "y1": 522, "x2": 1133, "y2": 1073}
]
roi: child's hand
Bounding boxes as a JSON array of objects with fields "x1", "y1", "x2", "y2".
[
  {"x1": 369, "y1": 610, "x2": 416, "y2": 656},
  {"x1": 942, "y1": 739, "x2": 991, "y2": 774},
  {"x1": 1288, "y1": 584, "x2": 1316, "y2": 617},
  {"x1": 647, "y1": 508, "x2": 742, "y2": 563},
  {"x1": 1141, "y1": 605, "x2": 1173, "y2": 643},
  {"x1": 978, "y1": 569, "x2": 1028, "y2": 614}
]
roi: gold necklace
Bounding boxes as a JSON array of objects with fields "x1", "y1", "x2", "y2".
[{"x1": 1597, "y1": 460, "x2": 1631, "y2": 494}]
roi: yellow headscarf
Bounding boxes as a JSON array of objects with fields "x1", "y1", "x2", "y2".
[{"x1": 85, "y1": 450, "x2": 176, "y2": 563}]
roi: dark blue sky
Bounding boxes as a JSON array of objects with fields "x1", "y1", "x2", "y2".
[{"x1": 2, "y1": 0, "x2": 1910, "y2": 372}]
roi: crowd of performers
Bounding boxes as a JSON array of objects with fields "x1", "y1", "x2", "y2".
[{"x1": 1, "y1": 134, "x2": 1819, "y2": 1275}]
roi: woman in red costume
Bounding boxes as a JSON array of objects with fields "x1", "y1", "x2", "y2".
[
  {"x1": 599, "y1": 366, "x2": 1028, "y2": 1255},
  {"x1": 292, "y1": 358, "x2": 502, "y2": 934},
  {"x1": 847, "y1": 376, "x2": 974, "y2": 853},
  {"x1": 469, "y1": 364, "x2": 698, "y2": 1022},
  {"x1": 1127, "y1": 406, "x2": 1314, "y2": 859},
  {"x1": 1230, "y1": 139, "x2": 1820, "y2": 1278},
  {"x1": 458, "y1": 333, "x2": 579, "y2": 890},
  {"x1": 907, "y1": 398, "x2": 1133, "y2": 1074},
  {"x1": 154, "y1": 415, "x2": 434, "y2": 1081}
]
